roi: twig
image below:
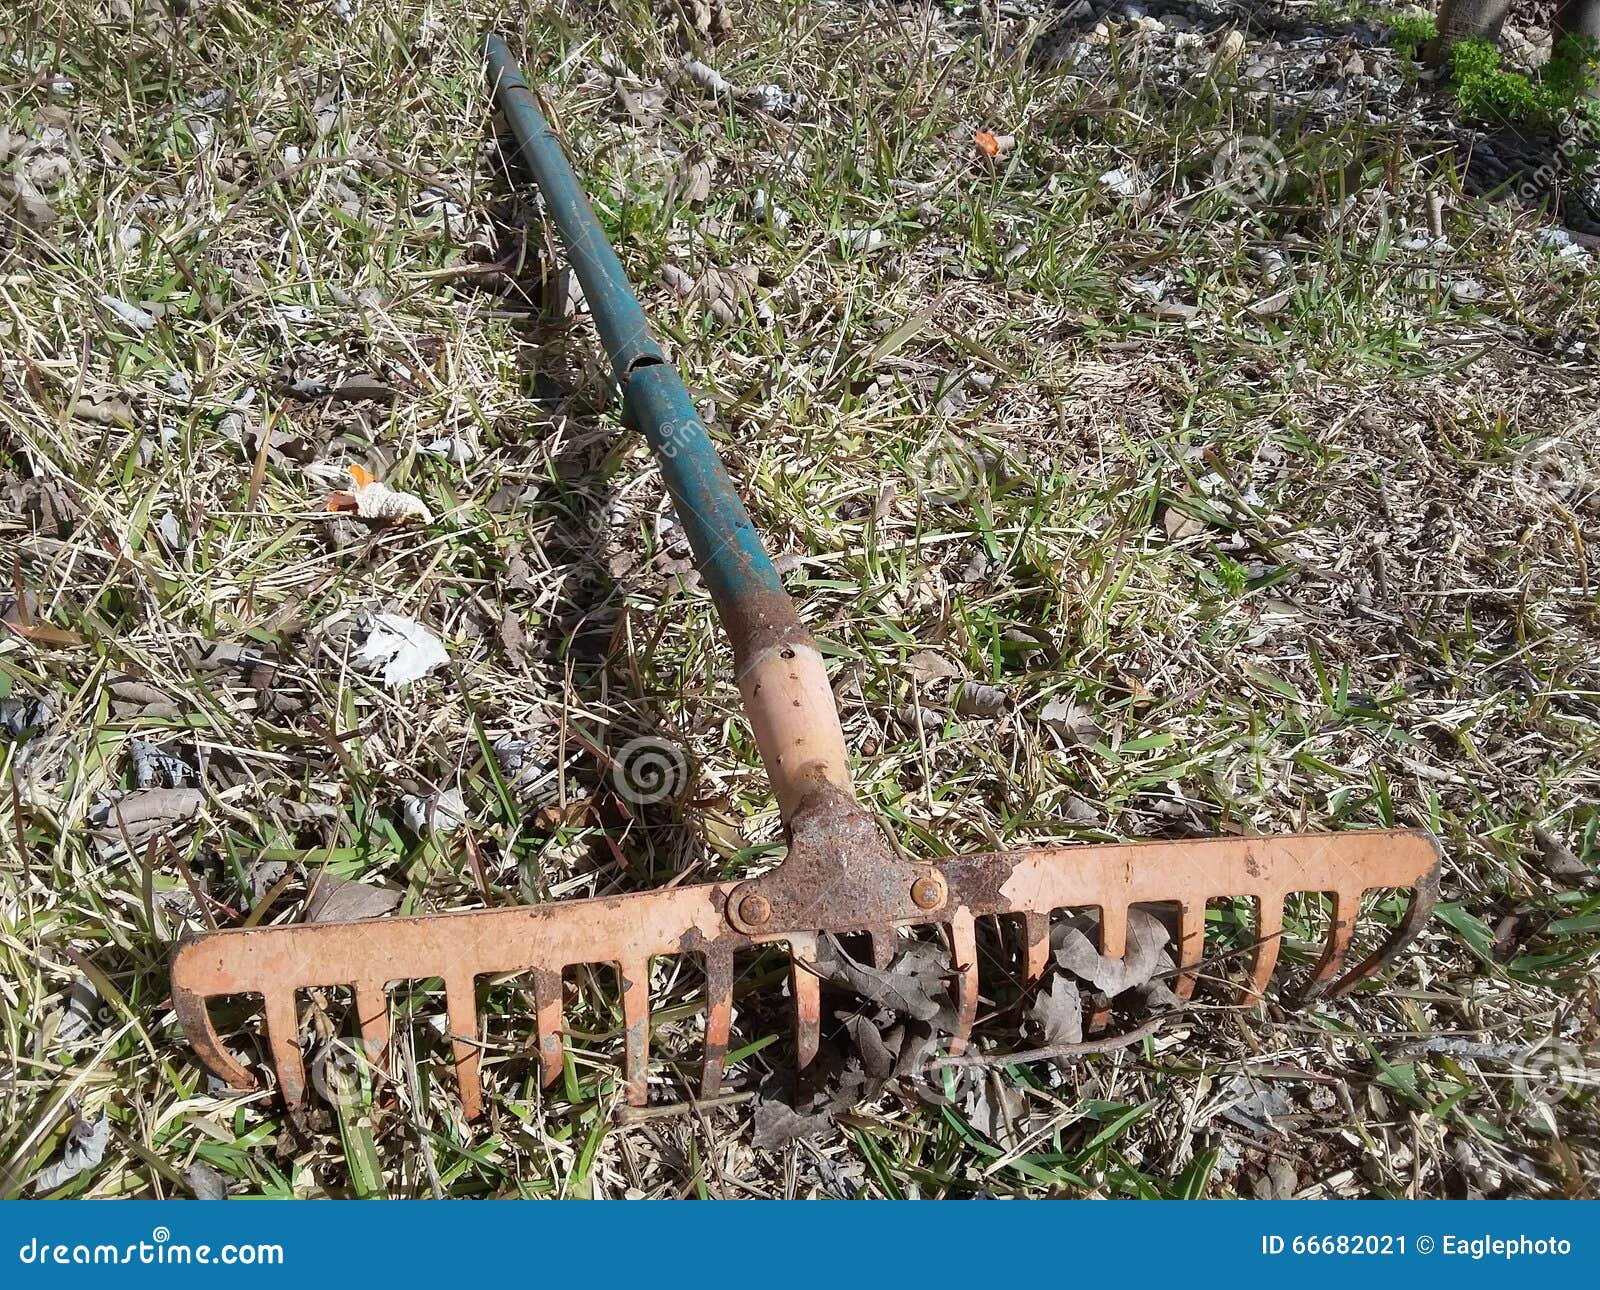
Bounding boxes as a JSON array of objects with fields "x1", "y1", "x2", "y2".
[
  {"x1": 615, "y1": 1090, "x2": 755, "y2": 1123},
  {"x1": 931, "y1": 1014, "x2": 1174, "y2": 1069}
]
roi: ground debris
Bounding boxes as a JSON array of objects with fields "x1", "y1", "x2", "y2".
[
  {"x1": 90, "y1": 788, "x2": 203, "y2": 854},
  {"x1": 326, "y1": 465, "x2": 432, "y2": 525},
  {"x1": 1028, "y1": 975, "x2": 1085, "y2": 1046},
  {"x1": 1051, "y1": 907, "x2": 1171, "y2": 998},
  {"x1": 1530, "y1": 825, "x2": 1593, "y2": 884},
  {"x1": 127, "y1": 738, "x2": 191, "y2": 789},
  {"x1": 302, "y1": 871, "x2": 403, "y2": 923},
  {"x1": 351, "y1": 611, "x2": 449, "y2": 689},
  {"x1": 32, "y1": 1110, "x2": 109, "y2": 1194},
  {"x1": 811, "y1": 935, "x2": 946, "y2": 1022}
]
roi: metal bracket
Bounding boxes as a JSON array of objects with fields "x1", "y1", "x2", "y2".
[{"x1": 724, "y1": 784, "x2": 949, "y2": 936}]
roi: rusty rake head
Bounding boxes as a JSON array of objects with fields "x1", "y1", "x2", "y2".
[
  {"x1": 167, "y1": 34, "x2": 1443, "y2": 1124},
  {"x1": 171, "y1": 784, "x2": 1439, "y2": 1120}
]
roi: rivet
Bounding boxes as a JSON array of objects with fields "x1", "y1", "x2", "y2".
[{"x1": 911, "y1": 872, "x2": 946, "y2": 910}]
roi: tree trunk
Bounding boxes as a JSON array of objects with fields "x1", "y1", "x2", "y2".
[
  {"x1": 1554, "y1": 0, "x2": 1600, "y2": 44},
  {"x1": 1428, "y1": 0, "x2": 1514, "y2": 64}
]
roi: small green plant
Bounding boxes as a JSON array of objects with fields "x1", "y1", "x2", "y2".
[
  {"x1": 1447, "y1": 33, "x2": 1600, "y2": 131},
  {"x1": 1385, "y1": 12, "x2": 1437, "y2": 63}
]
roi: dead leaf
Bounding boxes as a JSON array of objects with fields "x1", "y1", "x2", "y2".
[
  {"x1": 54, "y1": 978, "x2": 103, "y2": 1043},
  {"x1": 328, "y1": 373, "x2": 395, "y2": 403},
  {"x1": 2, "y1": 178, "x2": 56, "y2": 229},
  {"x1": 353, "y1": 612, "x2": 448, "y2": 688},
  {"x1": 907, "y1": 649, "x2": 962, "y2": 682},
  {"x1": 753, "y1": 1085, "x2": 836, "y2": 1150},
  {"x1": 684, "y1": 0, "x2": 734, "y2": 39},
  {"x1": 183, "y1": 1161, "x2": 228, "y2": 1200},
  {"x1": 248, "y1": 858, "x2": 289, "y2": 900},
  {"x1": 492, "y1": 733, "x2": 549, "y2": 799},
  {"x1": 676, "y1": 158, "x2": 713, "y2": 205},
  {"x1": 498, "y1": 608, "x2": 527, "y2": 667},
  {"x1": 615, "y1": 78, "x2": 667, "y2": 122},
  {"x1": 32, "y1": 1110, "x2": 108, "y2": 1193},
  {"x1": 535, "y1": 799, "x2": 591, "y2": 830},
  {"x1": 90, "y1": 788, "x2": 203, "y2": 848},
  {"x1": 1040, "y1": 693, "x2": 1102, "y2": 747},
  {"x1": 839, "y1": 1012, "x2": 896, "y2": 1080},
  {"x1": 1062, "y1": 793, "x2": 1099, "y2": 825},
  {"x1": 1027, "y1": 975, "x2": 1084, "y2": 1045},
  {"x1": 1051, "y1": 907, "x2": 1170, "y2": 997},
  {"x1": 681, "y1": 58, "x2": 732, "y2": 97},
  {"x1": 127, "y1": 738, "x2": 190, "y2": 788},
  {"x1": 660, "y1": 263, "x2": 696, "y2": 298},
  {"x1": 1161, "y1": 494, "x2": 1207, "y2": 541},
  {"x1": 1218, "y1": 1075, "x2": 1295, "y2": 1138},
  {"x1": 1532, "y1": 825, "x2": 1592, "y2": 883},
  {"x1": 954, "y1": 682, "x2": 1007, "y2": 718},
  {"x1": 504, "y1": 546, "x2": 535, "y2": 593},
  {"x1": 962, "y1": 1073, "x2": 1027, "y2": 1147},
  {"x1": 1, "y1": 692, "x2": 53, "y2": 740},
  {"x1": 73, "y1": 390, "x2": 134, "y2": 427},
  {"x1": 99, "y1": 295, "x2": 157, "y2": 332},
  {"x1": 400, "y1": 788, "x2": 468, "y2": 836},
  {"x1": 107, "y1": 678, "x2": 178, "y2": 718},
  {"x1": 302, "y1": 871, "x2": 403, "y2": 923},
  {"x1": 811, "y1": 936, "x2": 946, "y2": 1021},
  {"x1": 5, "y1": 472, "x2": 77, "y2": 534}
]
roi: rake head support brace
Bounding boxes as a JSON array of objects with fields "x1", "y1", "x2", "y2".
[{"x1": 169, "y1": 36, "x2": 1442, "y2": 1121}]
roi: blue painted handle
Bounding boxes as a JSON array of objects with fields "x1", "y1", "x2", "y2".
[{"x1": 484, "y1": 34, "x2": 797, "y2": 664}]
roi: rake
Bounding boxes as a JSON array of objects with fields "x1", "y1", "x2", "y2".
[{"x1": 169, "y1": 35, "x2": 1442, "y2": 1122}]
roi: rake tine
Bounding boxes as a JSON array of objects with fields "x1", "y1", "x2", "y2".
[
  {"x1": 789, "y1": 933, "x2": 822, "y2": 1069},
  {"x1": 1174, "y1": 900, "x2": 1206, "y2": 1001},
  {"x1": 620, "y1": 958, "x2": 651, "y2": 1106},
  {"x1": 867, "y1": 928, "x2": 896, "y2": 969},
  {"x1": 1299, "y1": 888, "x2": 1359, "y2": 1001},
  {"x1": 532, "y1": 967, "x2": 564, "y2": 1089},
  {"x1": 353, "y1": 979, "x2": 390, "y2": 1070},
  {"x1": 1087, "y1": 903, "x2": 1128, "y2": 1031},
  {"x1": 701, "y1": 948, "x2": 734, "y2": 1100},
  {"x1": 445, "y1": 975, "x2": 483, "y2": 1121},
  {"x1": 1099, "y1": 902, "x2": 1128, "y2": 959},
  {"x1": 1313, "y1": 877, "x2": 1440, "y2": 1000},
  {"x1": 171, "y1": 979, "x2": 257, "y2": 1093},
  {"x1": 263, "y1": 989, "x2": 308, "y2": 1111},
  {"x1": 1245, "y1": 897, "x2": 1284, "y2": 1005},
  {"x1": 947, "y1": 910, "x2": 979, "y2": 1055},
  {"x1": 1021, "y1": 911, "x2": 1051, "y2": 983}
]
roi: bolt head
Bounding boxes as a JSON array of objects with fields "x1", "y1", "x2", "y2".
[
  {"x1": 737, "y1": 891, "x2": 773, "y2": 926},
  {"x1": 910, "y1": 872, "x2": 947, "y2": 910}
]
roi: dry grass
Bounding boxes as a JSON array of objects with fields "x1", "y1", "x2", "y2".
[{"x1": 1, "y1": 0, "x2": 1596, "y2": 1198}]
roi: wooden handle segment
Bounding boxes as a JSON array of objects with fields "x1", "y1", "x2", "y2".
[{"x1": 736, "y1": 641, "x2": 852, "y2": 819}]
